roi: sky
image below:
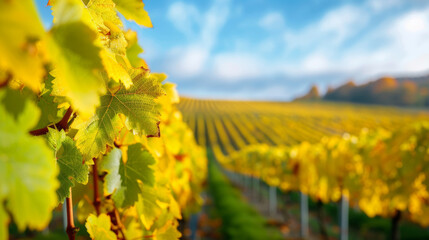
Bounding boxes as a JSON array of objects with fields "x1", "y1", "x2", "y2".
[{"x1": 37, "y1": 0, "x2": 429, "y2": 100}]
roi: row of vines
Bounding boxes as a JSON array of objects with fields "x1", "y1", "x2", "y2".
[
  {"x1": 224, "y1": 123, "x2": 429, "y2": 226},
  {"x1": 179, "y1": 97, "x2": 429, "y2": 238}
]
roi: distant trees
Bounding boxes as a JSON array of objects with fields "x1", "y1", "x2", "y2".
[
  {"x1": 322, "y1": 77, "x2": 428, "y2": 107},
  {"x1": 294, "y1": 85, "x2": 321, "y2": 101}
]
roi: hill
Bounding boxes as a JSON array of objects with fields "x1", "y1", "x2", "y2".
[{"x1": 295, "y1": 76, "x2": 429, "y2": 107}]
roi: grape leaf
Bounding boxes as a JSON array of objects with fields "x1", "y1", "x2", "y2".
[
  {"x1": 0, "y1": 90, "x2": 59, "y2": 231},
  {"x1": 136, "y1": 183, "x2": 162, "y2": 230},
  {"x1": 117, "y1": 144, "x2": 155, "y2": 207},
  {"x1": 0, "y1": 88, "x2": 31, "y2": 122},
  {"x1": 125, "y1": 30, "x2": 146, "y2": 68},
  {"x1": 34, "y1": 75, "x2": 63, "y2": 130},
  {"x1": 99, "y1": 148, "x2": 122, "y2": 195},
  {"x1": 47, "y1": 128, "x2": 89, "y2": 203},
  {"x1": 101, "y1": 52, "x2": 133, "y2": 89},
  {"x1": 100, "y1": 144, "x2": 155, "y2": 207},
  {"x1": 113, "y1": 0, "x2": 153, "y2": 28},
  {"x1": 86, "y1": 0, "x2": 125, "y2": 55},
  {"x1": 49, "y1": 5, "x2": 105, "y2": 116},
  {"x1": 75, "y1": 69, "x2": 165, "y2": 161},
  {"x1": 124, "y1": 219, "x2": 143, "y2": 240},
  {"x1": 86, "y1": 0, "x2": 133, "y2": 88},
  {"x1": 153, "y1": 221, "x2": 182, "y2": 240},
  {"x1": 0, "y1": 0, "x2": 46, "y2": 92},
  {"x1": 48, "y1": 0, "x2": 94, "y2": 27},
  {"x1": 0, "y1": 203, "x2": 7, "y2": 240},
  {"x1": 85, "y1": 214, "x2": 117, "y2": 240}
]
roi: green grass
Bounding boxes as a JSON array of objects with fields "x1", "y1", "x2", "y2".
[{"x1": 208, "y1": 151, "x2": 283, "y2": 240}]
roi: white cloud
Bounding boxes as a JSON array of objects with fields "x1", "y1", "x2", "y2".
[
  {"x1": 167, "y1": 2, "x2": 200, "y2": 37},
  {"x1": 209, "y1": 4, "x2": 429, "y2": 84},
  {"x1": 296, "y1": 53, "x2": 335, "y2": 75},
  {"x1": 367, "y1": 0, "x2": 402, "y2": 11},
  {"x1": 259, "y1": 12, "x2": 285, "y2": 31},
  {"x1": 284, "y1": 5, "x2": 369, "y2": 50},
  {"x1": 211, "y1": 53, "x2": 265, "y2": 81},
  {"x1": 278, "y1": 4, "x2": 429, "y2": 81},
  {"x1": 167, "y1": 46, "x2": 209, "y2": 78},
  {"x1": 165, "y1": 0, "x2": 230, "y2": 79},
  {"x1": 384, "y1": 8, "x2": 429, "y2": 74}
]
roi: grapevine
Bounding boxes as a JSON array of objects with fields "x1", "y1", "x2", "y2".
[{"x1": 0, "y1": 1, "x2": 206, "y2": 239}]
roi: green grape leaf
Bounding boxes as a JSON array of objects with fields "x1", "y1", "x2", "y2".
[
  {"x1": 99, "y1": 148, "x2": 122, "y2": 195},
  {"x1": 47, "y1": 128, "x2": 89, "y2": 203},
  {"x1": 125, "y1": 30, "x2": 145, "y2": 68},
  {"x1": 85, "y1": 214, "x2": 117, "y2": 240},
  {"x1": 34, "y1": 75, "x2": 62, "y2": 130},
  {"x1": 0, "y1": 0, "x2": 46, "y2": 92},
  {"x1": 100, "y1": 144, "x2": 155, "y2": 207},
  {"x1": 0, "y1": 88, "x2": 31, "y2": 121},
  {"x1": 113, "y1": 0, "x2": 153, "y2": 28},
  {"x1": 0, "y1": 203, "x2": 7, "y2": 240},
  {"x1": 49, "y1": 12, "x2": 105, "y2": 116},
  {"x1": 0, "y1": 90, "x2": 59, "y2": 231},
  {"x1": 0, "y1": 89, "x2": 39, "y2": 147},
  {"x1": 117, "y1": 144, "x2": 155, "y2": 207},
  {"x1": 136, "y1": 183, "x2": 162, "y2": 230},
  {"x1": 75, "y1": 70, "x2": 165, "y2": 161}
]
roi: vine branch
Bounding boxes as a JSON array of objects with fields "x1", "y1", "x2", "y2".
[
  {"x1": 29, "y1": 107, "x2": 73, "y2": 136},
  {"x1": 391, "y1": 210, "x2": 401, "y2": 240},
  {"x1": 93, "y1": 159, "x2": 101, "y2": 215},
  {"x1": 66, "y1": 188, "x2": 78, "y2": 240},
  {"x1": 0, "y1": 72, "x2": 12, "y2": 89}
]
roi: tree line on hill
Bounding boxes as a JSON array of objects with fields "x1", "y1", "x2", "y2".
[{"x1": 294, "y1": 76, "x2": 429, "y2": 107}]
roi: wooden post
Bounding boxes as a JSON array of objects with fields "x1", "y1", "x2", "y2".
[
  {"x1": 300, "y1": 192, "x2": 309, "y2": 239},
  {"x1": 339, "y1": 195, "x2": 349, "y2": 240},
  {"x1": 269, "y1": 185, "x2": 277, "y2": 217}
]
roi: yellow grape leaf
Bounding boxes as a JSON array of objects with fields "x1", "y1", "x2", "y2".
[
  {"x1": 49, "y1": 5, "x2": 105, "y2": 116},
  {"x1": 113, "y1": 0, "x2": 153, "y2": 28},
  {"x1": 86, "y1": 214, "x2": 117, "y2": 240},
  {"x1": 124, "y1": 219, "x2": 143, "y2": 240},
  {"x1": 169, "y1": 195, "x2": 182, "y2": 220},
  {"x1": 101, "y1": 51, "x2": 132, "y2": 88},
  {"x1": 86, "y1": 0, "x2": 123, "y2": 48},
  {"x1": 48, "y1": 0, "x2": 94, "y2": 28},
  {"x1": 136, "y1": 183, "x2": 162, "y2": 230},
  {"x1": 153, "y1": 221, "x2": 181, "y2": 240},
  {"x1": 0, "y1": 204, "x2": 7, "y2": 240},
  {"x1": 0, "y1": 0, "x2": 46, "y2": 92},
  {"x1": 125, "y1": 30, "x2": 147, "y2": 68},
  {"x1": 76, "y1": 197, "x2": 96, "y2": 223},
  {"x1": 86, "y1": 0, "x2": 133, "y2": 88}
]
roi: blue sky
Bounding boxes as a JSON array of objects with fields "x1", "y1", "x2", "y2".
[{"x1": 37, "y1": 0, "x2": 429, "y2": 100}]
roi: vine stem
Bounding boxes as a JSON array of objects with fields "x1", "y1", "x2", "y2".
[
  {"x1": 66, "y1": 188, "x2": 77, "y2": 240},
  {"x1": 0, "y1": 72, "x2": 12, "y2": 88},
  {"x1": 29, "y1": 107, "x2": 73, "y2": 136},
  {"x1": 93, "y1": 159, "x2": 101, "y2": 215},
  {"x1": 391, "y1": 210, "x2": 401, "y2": 240}
]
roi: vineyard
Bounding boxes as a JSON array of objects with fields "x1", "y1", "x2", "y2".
[
  {"x1": 179, "y1": 97, "x2": 429, "y2": 239},
  {"x1": 3, "y1": 0, "x2": 429, "y2": 240}
]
